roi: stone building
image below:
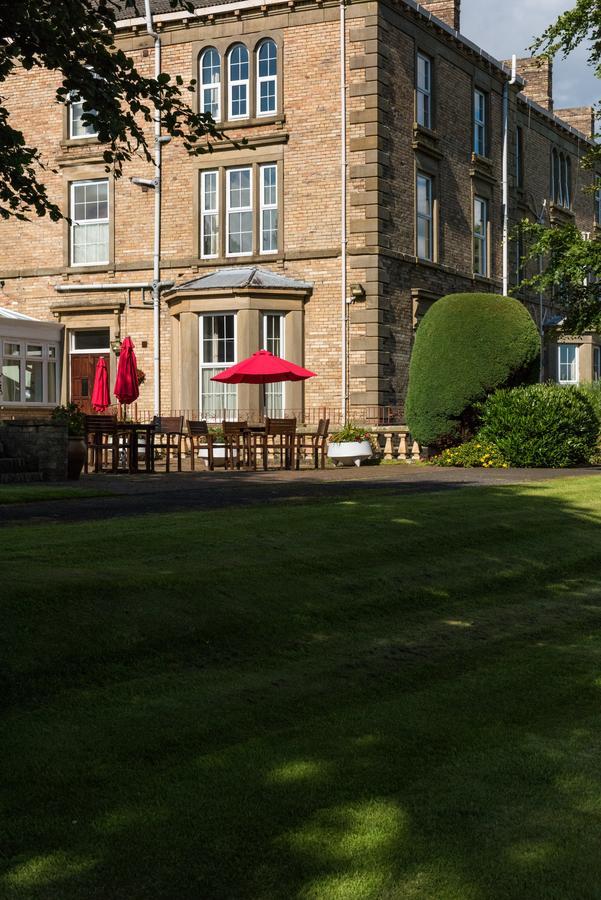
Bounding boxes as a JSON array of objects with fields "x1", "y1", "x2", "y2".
[{"x1": 0, "y1": 0, "x2": 598, "y2": 422}]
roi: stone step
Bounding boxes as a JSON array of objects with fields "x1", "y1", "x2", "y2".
[{"x1": 0, "y1": 471, "x2": 44, "y2": 484}]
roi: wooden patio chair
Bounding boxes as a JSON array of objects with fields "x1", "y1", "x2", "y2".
[
  {"x1": 186, "y1": 420, "x2": 214, "y2": 471},
  {"x1": 222, "y1": 420, "x2": 249, "y2": 470},
  {"x1": 84, "y1": 414, "x2": 120, "y2": 474},
  {"x1": 295, "y1": 418, "x2": 330, "y2": 470},
  {"x1": 262, "y1": 417, "x2": 297, "y2": 470},
  {"x1": 152, "y1": 415, "x2": 185, "y2": 473}
]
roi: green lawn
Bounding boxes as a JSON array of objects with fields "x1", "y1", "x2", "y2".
[{"x1": 2, "y1": 476, "x2": 601, "y2": 899}]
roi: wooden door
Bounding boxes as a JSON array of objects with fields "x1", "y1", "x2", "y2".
[{"x1": 70, "y1": 354, "x2": 102, "y2": 414}]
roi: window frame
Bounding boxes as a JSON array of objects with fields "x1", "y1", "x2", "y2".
[
  {"x1": 68, "y1": 94, "x2": 99, "y2": 140},
  {"x1": 473, "y1": 88, "x2": 487, "y2": 157},
  {"x1": 416, "y1": 171, "x2": 434, "y2": 262},
  {"x1": 595, "y1": 186, "x2": 601, "y2": 225},
  {"x1": 1, "y1": 339, "x2": 60, "y2": 406},
  {"x1": 416, "y1": 52, "x2": 432, "y2": 130},
  {"x1": 259, "y1": 163, "x2": 278, "y2": 255},
  {"x1": 558, "y1": 344, "x2": 578, "y2": 385},
  {"x1": 256, "y1": 39, "x2": 277, "y2": 118},
  {"x1": 515, "y1": 126, "x2": 524, "y2": 188},
  {"x1": 69, "y1": 178, "x2": 110, "y2": 268},
  {"x1": 473, "y1": 195, "x2": 489, "y2": 277},
  {"x1": 594, "y1": 346, "x2": 601, "y2": 382},
  {"x1": 199, "y1": 47, "x2": 221, "y2": 121},
  {"x1": 226, "y1": 166, "x2": 254, "y2": 258},
  {"x1": 200, "y1": 169, "x2": 220, "y2": 260},
  {"x1": 262, "y1": 312, "x2": 285, "y2": 415},
  {"x1": 228, "y1": 43, "x2": 250, "y2": 120},
  {"x1": 199, "y1": 313, "x2": 238, "y2": 420}
]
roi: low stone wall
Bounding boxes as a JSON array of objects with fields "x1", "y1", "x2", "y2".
[{"x1": 0, "y1": 419, "x2": 68, "y2": 481}]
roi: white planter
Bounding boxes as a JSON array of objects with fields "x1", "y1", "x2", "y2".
[
  {"x1": 198, "y1": 443, "x2": 238, "y2": 468},
  {"x1": 327, "y1": 440, "x2": 372, "y2": 467}
]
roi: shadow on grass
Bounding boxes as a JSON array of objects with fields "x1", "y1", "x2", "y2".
[{"x1": 2, "y1": 479, "x2": 601, "y2": 899}]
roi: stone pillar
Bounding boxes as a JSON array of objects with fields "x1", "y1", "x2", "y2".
[
  {"x1": 236, "y1": 307, "x2": 260, "y2": 418},
  {"x1": 285, "y1": 309, "x2": 304, "y2": 417},
  {"x1": 179, "y1": 312, "x2": 199, "y2": 415}
]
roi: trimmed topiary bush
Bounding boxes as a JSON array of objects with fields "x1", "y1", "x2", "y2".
[
  {"x1": 406, "y1": 293, "x2": 540, "y2": 447},
  {"x1": 478, "y1": 384, "x2": 598, "y2": 468}
]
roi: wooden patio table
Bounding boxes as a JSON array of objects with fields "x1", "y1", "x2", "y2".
[{"x1": 117, "y1": 422, "x2": 156, "y2": 474}]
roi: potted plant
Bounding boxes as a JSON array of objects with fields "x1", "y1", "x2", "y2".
[
  {"x1": 51, "y1": 403, "x2": 87, "y2": 480},
  {"x1": 327, "y1": 422, "x2": 373, "y2": 467},
  {"x1": 198, "y1": 426, "x2": 239, "y2": 468}
]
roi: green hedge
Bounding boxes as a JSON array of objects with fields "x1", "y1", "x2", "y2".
[
  {"x1": 406, "y1": 293, "x2": 540, "y2": 447},
  {"x1": 478, "y1": 384, "x2": 598, "y2": 468}
]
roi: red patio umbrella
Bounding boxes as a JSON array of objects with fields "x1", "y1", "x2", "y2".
[
  {"x1": 114, "y1": 336, "x2": 140, "y2": 406},
  {"x1": 211, "y1": 350, "x2": 316, "y2": 384},
  {"x1": 91, "y1": 356, "x2": 110, "y2": 412}
]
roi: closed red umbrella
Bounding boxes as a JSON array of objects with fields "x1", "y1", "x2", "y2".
[
  {"x1": 91, "y1": 356, "x2": 110, "y2": 412},
  {"x1": 114, "y1": 336, "x2": 140, "y2": 405},
  {"x1": 211, "y1": 350, "x2": 316, "y2": 384}
]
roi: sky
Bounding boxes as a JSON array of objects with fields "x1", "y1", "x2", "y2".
[{"x1": 461, "y1": 0, "x2": 598, "y2": 110}]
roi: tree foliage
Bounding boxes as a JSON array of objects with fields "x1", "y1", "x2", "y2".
[
  {"x1": 0, "y1": 1, "x2": 222, "y2": 221},
  {"x1": 521, "y1": 0, "x2": 601, "y2": 333},
  {"x1": 405, "y1": 293, "x2": 540, "y2": 448}
]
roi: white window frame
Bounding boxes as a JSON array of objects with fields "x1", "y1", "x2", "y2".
[
  {"x1": 259, "y1": 163, "x2": 278, "y2": 255},
  {"x1": 69, "y1": 94, "x2": 98, "y2": 140},
  {"x1": 474, "y1": 89, "x2": 487, "y2": 157},
  {"x1": 256, "y1": 39, "x2": 277, "y2": 118},
  {"x1": 1, "y1": 340, "x2": 60, "y2": 406},
  {"x1": 200, "y1": 170, "x2": 220, "y2": 259},
  {"x1": 262, "y1": 313, "x2": 285, "y2": 415},
  {"x1": 228, "y1": 44, "x2": 249, "y2": 120},
  {"x1": 69, "y1": 329, "x2": 111, "y2": 355},
  {"x1": 199, "y1": 313, "x2": 238, "y2": 420},
  {"x1": 200, "y1": 47, "x2": 221, "y2": 121},
  {"x1": 416, "y1": 172, "x2": 434, "y2": 261},
  {"x1": 416, "y1": 53, "x2": 432, "y2": 129},
  {"x1": 70, "y1": 179, "x2": 110, "y2": 267},
  {"x1": 473, "y1": 196, "x2": 488, "y2": 277},
  {"x1": 226, "y1": 166, "x2": 253, "y2": 258},
  {"x1": 558, "y1": 344, "x2": 578, "y2": 385}
]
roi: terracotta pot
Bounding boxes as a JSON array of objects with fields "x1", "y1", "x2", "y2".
[{"x1": 67, "y1": 435, "x2": 87, "y2": 480}]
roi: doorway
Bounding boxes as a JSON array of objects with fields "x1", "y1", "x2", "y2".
[{"x1": 69, "y1": 329, "x2": 110, "y2": 414}]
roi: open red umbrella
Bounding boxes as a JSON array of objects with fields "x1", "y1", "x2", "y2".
[
  {"x1": 211, "y1": 350, "x2": 316, "y2": 384},
  {"x1": 114, "y1": 336, "x2": 140, "y2": 405},
  {"x1": 91, "y1": 356, "x2": 110, "y2": 412}
]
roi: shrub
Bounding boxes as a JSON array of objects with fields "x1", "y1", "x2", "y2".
[
  {"x1": 405, "y1": 293, "x2": 540, "y2": 447},
  {"x1": 329, "y1": 422, "x2": 371, "y2": 443},
  {"x1": 478, "y1": 384, "x2": 598, "y2": 468},
  {"x1": 578, "y1": 382, "x2": 601, "y2": 432},
  {"x1": 431, "y1": 439, "x2": 508, "y2": 468}
]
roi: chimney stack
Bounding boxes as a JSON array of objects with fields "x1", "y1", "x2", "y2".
[
  {"x1": 420, "y1": 0, "x2": 461, "y2": 32},
  {"x1": 507, "y1": 56, "x2": 554, "y2": 111},
  {"x1": 554, "y1": 106, "x2": 596, "y2": 139}
]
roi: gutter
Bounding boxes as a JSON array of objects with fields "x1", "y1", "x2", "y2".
[{"x1": 502, "y1": 54, "x2": 517, "y2": 298}]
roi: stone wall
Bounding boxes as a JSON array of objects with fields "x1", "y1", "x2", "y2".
[{"x1": 0, "y1": 420, "x2": 68, "y2": 481}]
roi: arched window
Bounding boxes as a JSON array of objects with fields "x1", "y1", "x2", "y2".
[
  {"x1": 257, "y1": 39, "x2": 277, "y2": 117},
  {"x1": 228, "y1": 44, "x2": 249, "y2": 119},
  {"x1": 200, "y1": 48, "x2": 221, "y2": 120}
]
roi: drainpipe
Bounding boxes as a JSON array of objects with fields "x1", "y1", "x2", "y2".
[
  {"x1": 144, "y1": 0, "x2": 163, "y2": 417},
  {"x1": 502, "y1": 54, "x2": 517, "y2": 297},
  {"x1": 340, "y1": 0, "x2": 348, "y2": 423}
]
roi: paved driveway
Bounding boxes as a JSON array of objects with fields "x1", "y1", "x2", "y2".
[{"x1": 0, "y1": 464, "x2": 599, "y2": 526}]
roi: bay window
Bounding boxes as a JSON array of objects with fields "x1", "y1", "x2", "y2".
[
  {"x1": 200, "y1": 314, "x2": 237, "y2": 418},
  {"x1": 70, "y1": 179, "x2": 109, "y2": 266},
  {"x1": 558, "y1": 344, "x2": 578, "y2": 384},
  {"x1": 1, "y1": 341, "x2": 59, "y2": 405}
]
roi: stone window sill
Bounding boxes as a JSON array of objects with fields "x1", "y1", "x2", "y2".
[{"x1": 216, "y1": 115, "x2": 285, "y2": 131}]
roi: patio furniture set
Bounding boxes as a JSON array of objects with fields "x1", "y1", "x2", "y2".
[{"x1": 84, "y1": 415, "x2": 330, "y2": 475}]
